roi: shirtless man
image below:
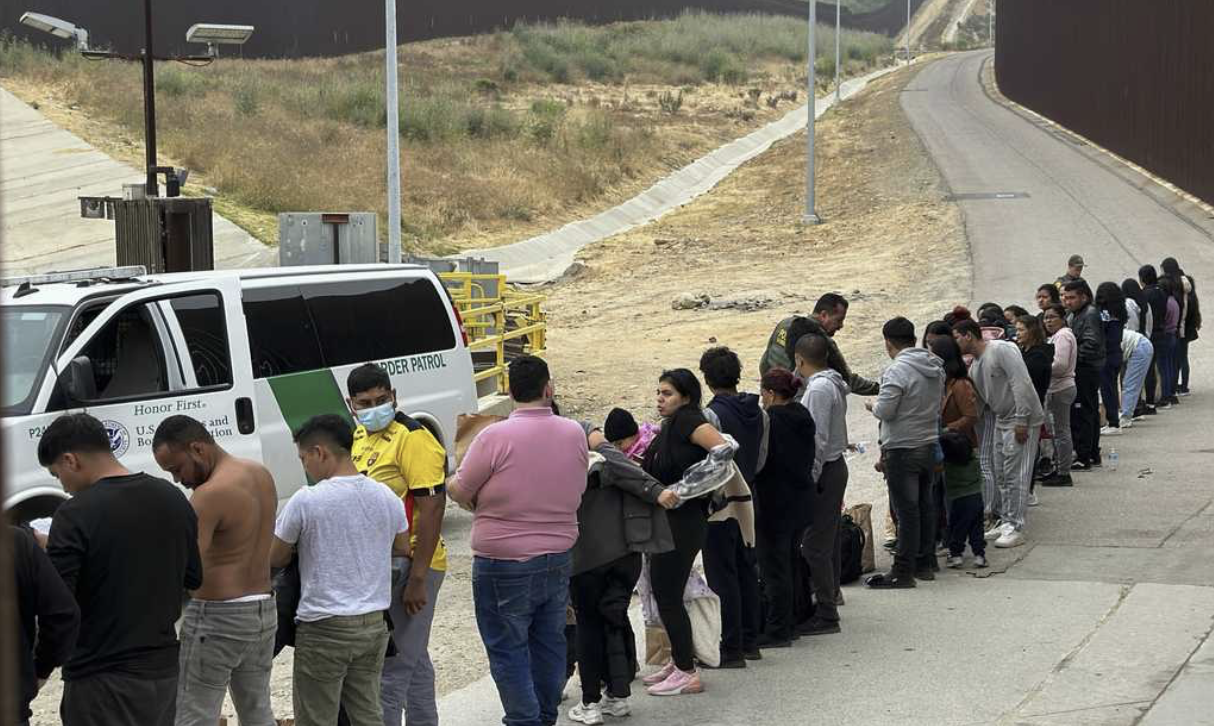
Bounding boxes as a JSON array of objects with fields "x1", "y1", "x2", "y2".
[{"x1": 152, "y1": 415, "x2": 278, "y2": 726}]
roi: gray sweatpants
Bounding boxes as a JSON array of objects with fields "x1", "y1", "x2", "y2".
[
  {"x1": 175, "y1": 597, "x2": 277, "y2": 726},
  {"x1": 382, "y1": 558, "x2": 445, "y2": 726},
  {"x1": 1045, "y1": 386, "x2": 1076, "y2": 472},
  {"x1": 979, "y1": 414, "x2": 1041, "y2": 531}
]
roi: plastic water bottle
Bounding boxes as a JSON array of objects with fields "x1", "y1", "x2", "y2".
[{"x1": 1109, "y1": 448, "x2": 1119, "y2": 472}]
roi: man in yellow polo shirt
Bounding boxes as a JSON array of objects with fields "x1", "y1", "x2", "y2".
[{"x1": 347, "y1": 364, "x2": 447, "y2": 726}]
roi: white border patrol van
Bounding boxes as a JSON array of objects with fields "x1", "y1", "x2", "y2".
[{"x1": 1, "y1": 264, "x2": 477, "y2": 521}]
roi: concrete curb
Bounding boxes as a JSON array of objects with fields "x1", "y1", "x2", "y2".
[{"x1": 462, "y1": 64, "x2": 902, "y2": 284}]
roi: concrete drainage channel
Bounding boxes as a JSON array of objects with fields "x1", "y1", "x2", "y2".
[{"x1": 460, "y1": 63, "x2": 905, "y2": 284}]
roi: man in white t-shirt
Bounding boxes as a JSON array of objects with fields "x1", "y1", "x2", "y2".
[{"x1": 270, "y1": 414, "x2": 409, "y2": 726}]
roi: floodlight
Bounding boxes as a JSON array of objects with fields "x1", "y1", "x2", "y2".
[
  {"x1": 20, "y1": 11, "x2": 89, "y2": 50},
  {"x1": 186, "y1": 23, "x2": 254, "y2": 46}
]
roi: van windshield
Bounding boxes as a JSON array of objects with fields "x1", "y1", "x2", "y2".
[{"x1": 2, "y1": 306, "x2": 68, "y2": 416}]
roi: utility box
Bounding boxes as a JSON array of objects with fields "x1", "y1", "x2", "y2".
[
  {"x1": 278, "y1": 212, "x2": 378, "y2": 266},
  {"x1": 113, "y1": 197, "x2": 214, "y2": 273}
]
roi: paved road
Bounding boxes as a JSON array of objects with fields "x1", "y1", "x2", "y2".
[
  {"x1": 440, "y1": 51, "x2": 1214, "y2": 725},
  {"x1": 0, "y1": 87, "x2": 275, "y2": 276}
]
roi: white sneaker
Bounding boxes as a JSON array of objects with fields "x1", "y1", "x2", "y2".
[
  {"x1": 946, "y1": 555, "x2": 964, "y2": 569},
  {"x1": 1027, "y1": 491, "x2": 1040, "y2": 507},
  {"x1": 974, "y1": 554, "x2": 989, "y2": 568},
  {"x1": 1120, "y1": 419, "x2": 1134, "y2": 430},
  {"x1": 569, "y1": 701, "x2": 605, "y2": 725},
  {"x1": 995, "y1": 528, "x2": 1026, "y2": 548},
  {"x1": 1101, "y1": 426, "x2": 1122, "y2": 436},
  {"x1": 984, "y1": 521, "x2": 1006, "y2": 541},
  {"x1": 601, "y1": 696, "x2": 631, "y2": 717}
]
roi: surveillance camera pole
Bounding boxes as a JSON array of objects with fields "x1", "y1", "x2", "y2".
[
  {"x1": 804, "y1": 0, "x2": 820, "y2": 225},
  {"x1": 141, "y1": 0, "x2": 159, "y2": 197},
  {"x1": 384, "y1": 0, "x2": 403, "y2": 264}
]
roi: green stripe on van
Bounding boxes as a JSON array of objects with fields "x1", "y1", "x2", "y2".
[{"x1": 266, "y1": 369, "x2": 353, "y2": 439}]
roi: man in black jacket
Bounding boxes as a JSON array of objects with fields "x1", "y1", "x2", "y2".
[
  {"x1": 12, "y1": 525, "x2": 80, "y2": 726},
  {"x1": 39, "y1": 414, "x2": 203, "y2": 726},
  {"x1": 1139, "y1": 265, "x2": 1168, "y2": 411},
  {"x1": 1063, "y1": 281, "x2": 1107, "y2": 471}
]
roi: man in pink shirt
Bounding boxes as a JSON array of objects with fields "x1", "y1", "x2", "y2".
[{"x1": 449, "y1": 356, "x2": 588, "y2": 726}]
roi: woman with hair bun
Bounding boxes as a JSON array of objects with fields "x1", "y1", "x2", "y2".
[
  {"x1": 640, "y1": 368, "x2": 727, "y2": 696},
  {"x1": 752, "y1": 368, "x2": 817, "y2": 649}
]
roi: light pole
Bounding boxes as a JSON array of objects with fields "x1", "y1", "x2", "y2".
[
  {"x1": 384, "y1": 0, "x2": 403, "y2": 264},
  {"x1": 906, "y1": 0, "x2": 912, "y2": 65},
  {"x1": 834, "y1": 1, "x2": 842, "y2": 104},
  {"x1": 804, "y1": 0, "x2": 820, "y2": 225},
  {"x1": 140, "y1": 0, "x2": 158, "y2": 196},
  {"x1": 988, "y1": 0, "x2": 994, "y2": 47},
  {"x1": 20, "y1": 11, "x2": 252, "y2": 198}
]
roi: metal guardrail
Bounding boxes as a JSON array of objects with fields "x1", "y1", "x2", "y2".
[{"x1": 440, "y1": 272, "x2": 546, "y2": 395}]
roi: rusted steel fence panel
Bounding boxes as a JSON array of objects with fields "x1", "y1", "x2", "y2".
[
  {"x1": 995, "y1": 0, "x2": 1214, "y2": 204},
  {"x1": 3, "y1": 0, "x2": 923, "y2": 59}
]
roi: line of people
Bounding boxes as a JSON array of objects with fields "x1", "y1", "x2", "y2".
[{"x1": 12, "y1": 256, "x2": 1198, "y2": 726}]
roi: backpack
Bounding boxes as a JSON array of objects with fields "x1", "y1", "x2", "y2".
[{"x1": 838, "y1": 514, "x2": 866, "y2": 584}]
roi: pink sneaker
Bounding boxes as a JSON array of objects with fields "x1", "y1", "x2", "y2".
[
  {"x1": 641, "y1": 661, "x2": 675, "y2": 686},
  {"x1": 646, "y1": 667, "x2": 703, "y2": 696}
]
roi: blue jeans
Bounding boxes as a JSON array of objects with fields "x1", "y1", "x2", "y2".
[
  {"x1": 473, "y1": 551, "x2": 572, "y2": 726},
  {"x1": 1157, "y1": 334, "x2": 1179, "y2": 400}
]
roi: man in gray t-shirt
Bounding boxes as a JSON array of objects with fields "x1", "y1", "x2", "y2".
[{"x1": 271, "y1": 415, "x2": 409, "y2": 726}]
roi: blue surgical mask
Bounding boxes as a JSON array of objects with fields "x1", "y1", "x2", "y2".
[{"x1": 355, "y1": 402, "x2": 396, "y2": 432}]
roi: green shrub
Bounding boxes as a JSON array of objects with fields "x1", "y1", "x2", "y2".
[
  {"x1": 233, "y1": 83, "x2": 260, "y2": 117},
  {"x1": 158, "y1": 67, "x2": 207, "y2": 98},
  {"x1": 528, "y1": 99, "x2": 567, "y2": 144},
  {"x1": 574, "y1": 112, "x2": 614, "y2": 151},
  {"x1": 658, "y1": 90, "x2": 683, "y2": 115},
  {"x1": 464, "y1": 105, "x2": 518, "y2": 139},
  {"x1": 323, "y1": 81, "x2": 385, "y2": 127}
]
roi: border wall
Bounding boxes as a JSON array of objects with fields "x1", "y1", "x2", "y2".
[
  {"x1": 1, "y1": 0, "x2": 924, "y2": 59},
  {"x1": 995, "y1": 0, "x2": 1214, "y2": 204}
]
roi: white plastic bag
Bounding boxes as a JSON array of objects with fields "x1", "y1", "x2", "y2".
[
  {"x1": 636, "y1": 559, "x2": 722, "y2": 668},
  {"x1": 669, "y1": 435, "x2": 739, "y2": 503}
]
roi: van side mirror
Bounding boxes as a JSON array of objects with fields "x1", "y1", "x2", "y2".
[{"x1": 59, "y1": 356, "x2": 98, "y2": 404}]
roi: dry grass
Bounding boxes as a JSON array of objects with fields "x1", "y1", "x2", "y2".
[{"x1": 0, "y1": 14, "x2": 892, "y2": 254}]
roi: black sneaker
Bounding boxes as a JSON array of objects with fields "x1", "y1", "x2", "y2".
[
  {"x1": 1089, "y1": 457, "x2": 1103, "y2": 468},
  {"x1": 865, "y1": 572, "x2": 916, "y2": 589},
  {"x1": 1041, "y1": 474, "x2": 1074, "y2": 487},
  {"x1": 796, "y1": 617, "x2": 842, "y2": 636},
  {"x1": 1071, "y1": 461, "x2": 1093, "y2": 472},
  {"x1": 756, "y1": 633, "x2": 793, "y2": 649},
  {"x1": 915, "y1": 568, "x2": 937, "y2": 581},
  {"x1": 743, "y1": 646, "x2": 763, "y2": 661},
  {"x1": 1144, "y1": 405, "x2": 1158, "y2": 415}
]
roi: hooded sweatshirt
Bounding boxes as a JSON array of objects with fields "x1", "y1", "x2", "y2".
[
  {"x1": 970, "y1": 339, "x2": 1045, "y2": 428},
  {"x1": 706, "y1": 393, "x2": 766, "y2": 484},
  {"x1": 753, "y1": 401, "x2": 816, "y2": 530},
  {"x1": 872, "y1": 347, "x2": 945, "y2": 450},
  {"x1": 800, "y1": 368, "x2": 849, "y2": 482}
]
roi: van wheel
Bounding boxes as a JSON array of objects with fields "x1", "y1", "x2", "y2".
[{"x1": 7, "y1": 497, "x2": 65, "y2": 526}]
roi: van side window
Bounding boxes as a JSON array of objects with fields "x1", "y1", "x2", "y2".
[
  {"x1": 170, "y1": 295, "x2": 232, "y2": 388},
  {"x1": 303, "y1": 278, "x2": 456, "y2": 367},
  {"x1": 49, "y1": 293, "x2": 233, "y2": 411},
  {"x1": 243, "y1": 286, "x2": 325, "y2": 379},
  {"x1": 71, "y1": 304, "x2": 169, "y2": 403}
]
